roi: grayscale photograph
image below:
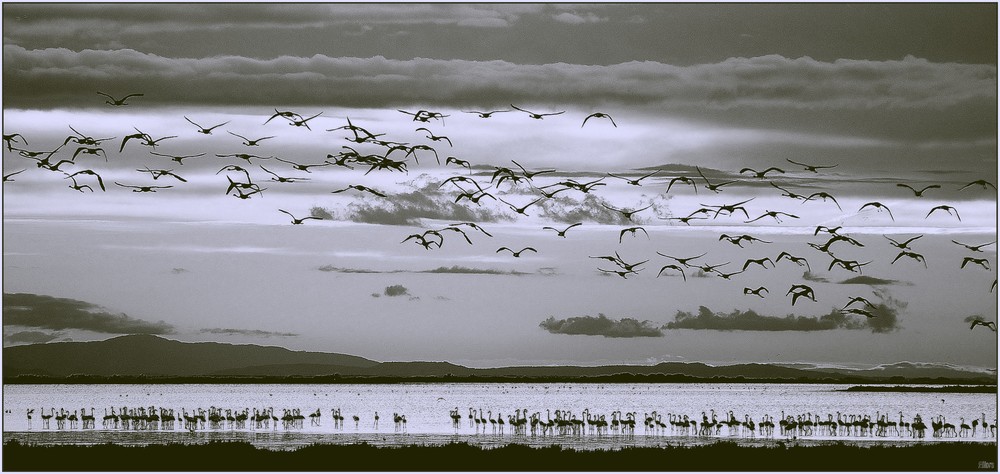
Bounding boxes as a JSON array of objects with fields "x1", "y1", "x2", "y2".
[{"x1": 2, "y1": 3, "x2": 997, "y2": 471}]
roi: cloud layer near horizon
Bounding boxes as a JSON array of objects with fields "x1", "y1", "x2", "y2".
[
  {"x1": 3, "y1": 292, "x2": 175, "y2": 334},
  {"x1": 540, "y1": 314, "x2": 664, "y2": 338},
  {"x1": 5, "y1": 46, "x2": 994, "y2": 113}
]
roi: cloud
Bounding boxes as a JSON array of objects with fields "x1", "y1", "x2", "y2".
[
  {"x1": 4, "y1": 330, "x2": 62, "y2": 345},
  {"x1": 317, "y1": 265, "x2": 530, "y2": 275},
  {"x1": 664, "y1": 305, "x2": 864, "y2": 331},
  {"x1": 838, "y1": 275, "x2": 901, "y2": 285},
  {"x1": 802, "y1": 271, "x2": 830, "y2": 283},
  {"x1": 4, "y1": 46, "x2": 994, "y2": 113},
  {"x1": 384, "y1": 284, "x2": 409, "y2": 297},
  {"x1": 540, "y1": 314, "x2": 663, "y2": 338},
  {"x1": 3, "y1": 293, "x2": 175, "y2": 334},
  {"x1": 552, "y1": 12, "x2": 608, "y2": 24},
  {"x1": 199, "y1": 328, "x2": 298, "y2": 337},
  {"x1": 663, "y1": 302, "x2": 901, "y2": 333},
  {"x1": 537, "y1": 193, "x2": 666, "y2": 225},
  {"x1": 321, "y1": 187, "x2": 511, "y2": 226}
]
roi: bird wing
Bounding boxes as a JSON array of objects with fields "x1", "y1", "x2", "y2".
[
  {"x1": 184, "y1": 116, "x2": 201, "y2": 129},
  {"x1": 509, "y1": 104, "x2": 532, "y2": 114}
]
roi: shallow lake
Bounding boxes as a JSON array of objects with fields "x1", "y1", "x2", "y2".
[{"x1": 3, "y1": 383, "x2": 995, "y2": 448}]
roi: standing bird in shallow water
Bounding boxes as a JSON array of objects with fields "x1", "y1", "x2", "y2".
[{"x1": 582, "y1": 112, "x2": 617, "y2": 127}]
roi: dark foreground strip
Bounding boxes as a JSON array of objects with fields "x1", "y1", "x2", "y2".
[{"x1": 3, "y1": 440, "x2": 997, "y2": 471}]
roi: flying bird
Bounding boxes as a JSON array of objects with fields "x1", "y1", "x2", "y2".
[
  {"x1": 958, "y1": 180, "x2": 996, "y2": 191},
  {"x1": 499, "y1": 197, "x2": 544, "y2": 216},
  {"x1": 497, "y1": 247, "x2": 537, "y2": 258},
  {"x1": 695, "y1": 167, "x2": 736, "y2": 193},
  {"x1": 285, "y1": 112, "x2": 323, "y2": 130},
  {"x1": 149, "y1": 151, "x2": 207, "y2": 165},
  {"x1": 891, "y1": 250, "x2": 928, "y2": 268},
  {"x1": 775, "y1": 251, "x2": 811, "y2": 272},
  {"x1": 601, "y1": 203, "x2": 654, "y2": 221},
  {"x1": 743, "y1": 287, "x2": 768, "y2": 298},
  {"x1": 96, "y1": 91, "x2": 142, "y2": 106},
  {"x1": 511, "y1": 160, "x2": 556, "y2": 180},
  {"x1": 745, "y1": 210, "x2": 799, "y2": 224},
  {"x1": 619, "y1": 226, "x2": 649, "y2": 243},
  {"x1": 843, "y1": 296, "x2": 877, "y2": 310},
  {"x1": 785, "y1": 159, "x2": 838, "y2": 173},
  {"x1": 950, "y1": 240, "x2": 996, "y2": 253},
  {"x1": 279, "y1": 209, "x2": 322, "y2": 225},
  {"x1": 581, "y1": 112, "x2": 617, "y2": 128},
  {"x1": 896, "y1": 183, "x2": 940, "y2": 197},
  {"x1": 843, "y1": 308, "x2": 877, "y2": 319},
  {"x1": 449, "y1": 222, "x2": 493, "y2": 237},
  {"x1": 264, "y1": 109, "x2": 303, "y2": 125},
  {"x1": 828, "y1": 258, "x2": 872, "y2": 273},
  {"x1": 705, "y1": 198, "x2": 755, "y2": 219},
  {"x1": 72, "y1": 146, "x2": 108, "y2": 161},
  {"x1": 184, "y1": 116, "x2": 230, "y2": 134},
  {"x1": 960, "y1": 257, "x2": 991, "y2": 271},
  {"x1": 115, "y1": 182, "x2": 172, "y2": 193},
  {"x1": 884, "y1": 235, "x2": 922, "y2": 250},
  {"x1": 415, "y1": 128, "x2": 453, "y2": 147},
  {"x1": 742, "y1": 258, "x2": 775, "y2": 272},
  {"x1": 64, "y1": 174, "x2": 93, "y2": 193},
  {"x1": 740, "y1": 167, "x2": 784, "y2": 179},
  {"x1": 402, "y1": 233, "x2": 442, "y2": 250},
  {"x1": 656, "y1": 264, "x2": 687, "y2": 281},
  {"x1": 462, "y1": 109, "x2": 511, "y2": 118},
  {"x1": 607, "y1": 171, "x2": 658, "y2": 186},
  {"x1": 969, "y1": 317, "x2": 998, "y2": 332},
  {"x1": 445, "y1": 156, "x2": 472, "y2": 173},
  {"x1": 666, "y1": 176, "x2": 699, "y2": 194},
  {"x1": 510, "y1": 104, "x2": 565, "y2": 119},
  {"x1": 858, "y1": 202, "x2": 894, "y2": 221},
  {"x1": 543, "y1": 223, "x2": 582, "y2": 238},
  {"x1": 802, "y1": 192, "x2": 842, "y2": 211},
  {"x1": 331, "y1": 185, "x2": 387, "y2": 198},
  {"x1": 275, "y1": 157, "x2": 332, "y2": 172},
  {"x1": 656, "y1": 252, "x2": 707, "y2": 268},
  {"x1": 260, "y1": 165, "x2": 309, "y2": 183},
  {"x1": 3, "y1": 133, "x2": 27, "y2": 150},
  {"x1": 719, "y1": 234, "x2": 772, "y2": 247},
  {"x1": 786, "y1": 284, "x2": 817, "y2": 306},
  {"x1": 925, "y1": 205, "x2": 961, "y2": 221},
  {"x1": 228, "y1": 131, "x2": 275, "y2": 146},
  {"x1": 3, "y1": 169, "x2": 26, "y2": 182},
  {"x1": 136, "y1": 166, "x2": 187, "y2": 182}
]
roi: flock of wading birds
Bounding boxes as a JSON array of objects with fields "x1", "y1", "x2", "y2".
[
  {"x1": 19, "y1": 404, "x2": 999, "y2": 441},
  {"x1": 2, "y1": 92, "x2": 998, "y2": 330}
]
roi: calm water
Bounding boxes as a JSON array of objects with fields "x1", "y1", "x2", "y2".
[{"x1": 3, "y1": 383, "x2": 996, "y2": 448}]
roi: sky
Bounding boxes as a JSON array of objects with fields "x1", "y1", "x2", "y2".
[{"x1": 2, "y1": 3, "x2": 997, "y2": 371}]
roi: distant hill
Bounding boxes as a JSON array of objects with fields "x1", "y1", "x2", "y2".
[
  {"x1": 2, "y1": 335, "x2": 378, "y2": 377},
  {"x1": 3, "y1": 335, "x2": 995, "y2": 384}
]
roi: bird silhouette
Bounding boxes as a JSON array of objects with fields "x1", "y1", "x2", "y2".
[
  {"x1": 96, "y1": 91, "x2": 142, "y2": 106},
  {"x1": 803, "y1": 192, "x2": 842, "y2": 211},
  {"x1": 775, "y1": 251, "x2": 811, "y2": 272},
  {"x1": 695, "y1": 167, "x2": 736, "y2": 193},
  {"x1": 149, "y1": 151, "x2": 207, "y2": 165},
  {"x1": 415, "y1": 127, "x2": 453, "y2": 147},
  {"x1": 3, "y1": 133, "x2": 27, "y2": 150},
  {"x1": 62, "y1": 170, "x2": 105, "y2": 191},
  {"x1": 891, "y1": 250, "x2": 927, "y2": 268},
  {"x1": 896, "y1": 183, "x2": 940, "y2": 197},
  {"x1": 843, "y1": 296, "x2": 877, "y2": 310},
  {"x1": 925, "y1": 205, "x2": 961, "y2": 221},
  {"x1": 285, "y1": 112, "x2": 323, "y2": 130},
  {"x1": 828, "y1": 258, "x2": 872, "y2": 273},
  {"x1": 275, "y1": 157, "x2": 332, "y2": 172},
  {"x1": 511, "y1": 160, "x2": 556, "y2": 180},
  {"x1": 666, "y1": 176, "x2": 699, "y2": 194},
  {"x1": 843, "y1": 308, "x2": 876, "y2": 319},
  {"x1": 884, "y1": 235, "x2": 922, "y2": 250},
  {"x1": 264, "y1": 109, "x2": 303, "y2": 124},
  {"x1": 741, "y1": 258, "x2": 775, "y2": 271},
  {"x1": 745, "y1": 210, "x2": 799, "y2": 224},
  {"x1": 606, "y1": 170, "x2": 657, "y2": 186},
  {"x1": 510, "y1": 104, "x2": 565, "y2": 119},
  {"x1": 968, "y1": 317, "x2": 998, "y2": 332},
  {"x1": 602, "y1": 203, "x2": 653, "y2": 221},
  {"x1": 499, "y1": 197, "x2": 544, "y2": 216},
  {"x1": 3, "y1": 169, "x2": 26, "y2": 182},
  {"x1": 599, "y1": 268, "x2": 638, "y2": 279},
  {"x1": 462, "y1": 109, "x2": 511, "y2": 118},
  {"x1": 331, "y1": 184, "x2": 387, "y2": 198},
  {"x1": 814, "y1": 225, "x2": 843, "y2": 236},
  {"x1": 582, "y1": 112, "x2": 617, "y2": 127},
  {"x1": 657, "y1": 252, "x2": 707, "y2": 268},
  {"x1": 785, "y1": 159, "x2": 838, "y2": 173},
  {"x1": 656, "y1": 264, "x2": 686, "y2": 281},
  {"x1": 216, "y1": 152, "x2": 272, "y2": 164},
  {"x1": 184, "y1": 116, "x2": 229, "y2": 134},
  {"x1": 445, "y1": 156, "x2": 472, "y2": 173},
  {"x1": 216, "y1": 164, "x2": 253, "y2": 181},
  {"x1": 719, "y1": 234, "x2": 772, "y2": 247},
  {"x1": 260, "y1": 165, "x2": 309, "y2": 183},
  {"x1": 114, "y1": 182, "x2": 172, "y2": 193},
  {"x1": 743, "y1": 287, "x2": 768, "y2": 298},
  {"x1": 72, "y1": 146, "x2": 108, "y2": 161},
  {"x1": 786, "y1": 284, "x2": 817, "y2": 305},
  {"x1": 960, "y1": 257, "x2": 991, "y2": 270},
  {"x1": 705, "y1": 198, "x2": 755, "y2": 219},
  {"x1": 858, "y1": 202, "x2": 894, "y2": 221},
  {"x1": 715, "y1": 269, "x2": 744, "y2": 280},
  {"x1": 950, "y1": 240, "x2": 996, "y2": 252},
  {"x1": 497, "y1": 247, "x2": 536, "y2": 257},
  {"x1": 449, "y1": 222, "x2": 493, "y2": 237},
  {"x1": 662, "y1": 215, "x2": 707, "y2": 225},
  {"x1": 136, "y1": 166, "x2": 187, "y2": 182},
  {"x1": 278, "y1": 209, "x2": 321, "y2": 225},
  {"x1": 543, "y1": 223, "x2": 582, "y2": 238},
  {"x1": 64, "y1": 174, "x2": 93, "y2": 192},
  {"x1": 228, "y1": 131, "x2": 275, "y2": 146},
  {"x1": 619, "y1": 226, "x2": 649, "y2": 242},
  {"x1": 740, "y1": 167, "x2": 784, "y2": 179},
  {"x1": 402, "y1": 233, "x2": 441, "y2": 250},
  {"x1": 958, "y1": 180, "x2": 996, "y2": 191}
]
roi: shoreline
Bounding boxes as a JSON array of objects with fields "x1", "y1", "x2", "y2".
[{"x1": 3, "y1": 438, "x2": 997, "y2": 471}]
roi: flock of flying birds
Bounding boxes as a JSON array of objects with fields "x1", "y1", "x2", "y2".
[{"x1": 3, "y1": 91, "x2": 998, "y2": 332}]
